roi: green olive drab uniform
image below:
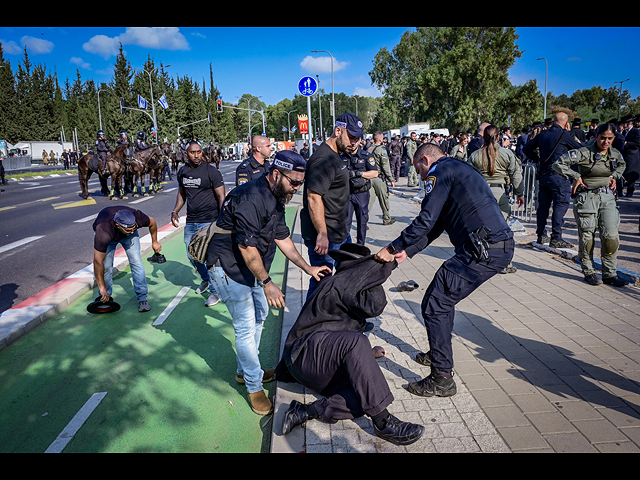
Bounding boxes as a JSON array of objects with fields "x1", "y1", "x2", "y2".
[
  {"x1": 468, "y1": 144, "x2": 525, "y2": 220},
  {"x1": 553, "y1": 146, "x2": 626, "y2": 279}
]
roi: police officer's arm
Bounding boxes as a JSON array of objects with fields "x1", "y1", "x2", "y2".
[
  {"x1": 522, "y1": 135, "x2": 540, "y2": 163},
  {"x1": 275, "y1": 237, "x2": 332, "y2": 281},
  {"x1": 553, "y1": 149, "x2": 587, "y2": 195},
  {"x1": 239, "y1": 245, "x2": 286, "y2": 309}
]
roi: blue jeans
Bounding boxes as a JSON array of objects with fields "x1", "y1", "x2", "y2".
[
  {"x1": 103, "y1": 232, "x2": 148, "y2": 303},
  {"x1": 209, "y1": 267, "x2": 270, "y2": 395},
  {"x1": 184, "y1": 222, "x2": 216, "y2": 293},
  {"x1": 304, "y1": 239, "x2": 347, "y2": 301}
]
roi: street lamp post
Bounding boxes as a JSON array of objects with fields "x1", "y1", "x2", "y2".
[
  {"x1": 537, "y1": 58, "x2": 548, "y2": 121},
  {"x1": 615, "y1": 79, "x2": 631, "y2": 121},
  {"x1": 312, "y1": 50, "x2": 335, "y2": 125}
]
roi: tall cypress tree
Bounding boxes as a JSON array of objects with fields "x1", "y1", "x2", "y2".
[{"x1": 0, "y1": 43, "x2": 19, "y2": 143}]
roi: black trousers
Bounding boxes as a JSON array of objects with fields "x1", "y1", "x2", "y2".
[
  {"x1": 537, "y1": 174, "x2": 572, "y2": 241},
  {"x1": 422, "y1": 246, "x2": 514, "y2": 374},
  {"x1": 288, "y1": 331, "x2": 394, "y2": 424}
]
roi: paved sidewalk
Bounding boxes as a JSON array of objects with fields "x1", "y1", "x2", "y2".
[{"x1": 272, "y1": 189, "x2": 640, "y2": 453}]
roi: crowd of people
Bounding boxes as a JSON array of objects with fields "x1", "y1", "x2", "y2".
[{"x1": 89, "y1": 109, "x2": 639, "y2": 448}]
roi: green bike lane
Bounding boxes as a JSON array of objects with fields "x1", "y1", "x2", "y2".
[{"x1": 0, "y1": 208, "x2": 296, "y2": 453}]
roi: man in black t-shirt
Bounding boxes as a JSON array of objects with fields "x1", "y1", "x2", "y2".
[
  {"x1": 93, "y1": 207, "x2": 162, "y2": 313},
  {"x1": 300, "y1": 113, "x2": 363, "y2": 300},
  {"x1": 172, "y1": 141, "x2": 226, "y2": 307}
]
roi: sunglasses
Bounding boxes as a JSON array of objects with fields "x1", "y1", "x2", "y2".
[{"x1": 279, "y1": 172, "x2": 305, "y2": 188}]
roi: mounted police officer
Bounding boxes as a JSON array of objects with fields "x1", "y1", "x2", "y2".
[
  {"x1": 343, "y1": 140, "x2": 378, "y2": 245},
  {"x1": 553, "y1": 123, "x2": 629, "y2": 288},
  {"x1": 135, "y1": 131, "x2": 150, "y2": 152},
  {"x1": 96, "y1": 130, "x2": 111, "y2": 178},
  {"x1": 236, "y1": 136, "x2": 273, "y2": 187},
  {"x1": 376, "y1": 143, "x2": 515, "y2": 399}
]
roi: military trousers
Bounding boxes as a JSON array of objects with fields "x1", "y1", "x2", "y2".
[
  {"x1": 369, "y1": 178, "x2": 392, "y2": 224},
  {"x1": 573, "y1": 189, "x2": 620, "y2": 279}
]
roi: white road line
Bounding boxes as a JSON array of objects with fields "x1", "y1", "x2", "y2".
[
  {"x1": 25, "y1": 185, "x2": 53, "y2": 190},
  {"x1": 0, "y1": 236, "x2": 45, "y2": 255},
  {"x1": 45, "y1": 392, "x2": 108, "y2": 454},
  {"x1": 75, "y1": 214, "x2": 98, "y2": 224},
  {"x1": 153, "y1": 287, "x2": 191, "y2": 327},
  {"x1": 130, "y1": 197, "x2": 155, "y2": 205}
]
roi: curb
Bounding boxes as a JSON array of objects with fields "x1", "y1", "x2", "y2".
[{"x1": 0, "y1": 217, "x2": 186, "y2": 352}]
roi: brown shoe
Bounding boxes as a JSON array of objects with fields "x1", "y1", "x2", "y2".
[
  {"x1": 248, "y1": 391, "x2": 273, "y2": 416},
  {"x1": 236, "y1": 369, "x2": 276, "y2": 385}
]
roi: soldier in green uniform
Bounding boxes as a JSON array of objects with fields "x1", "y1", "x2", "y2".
[
  {"x1": 406, "y1": 132, "x2": 419, "y2": 187},
  {"x1": 468, "y1": 125, "x2": 525, "y2": 274},
  {"x1": 553, "y1": 123, "x2": 629, "y2": 288},
  {"x1": 368, "y1": 132, "x2": 397, "y2": 226}
]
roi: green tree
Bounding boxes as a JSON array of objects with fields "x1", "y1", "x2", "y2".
[{"x1": 0, "y1": 43, "x2": 19, "y2": 143}]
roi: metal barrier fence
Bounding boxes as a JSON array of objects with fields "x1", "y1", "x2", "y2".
[
  {"x1": 3, "y1": 156, "x2": 33, "y2": 172},
  {"x1": 511, "y1": 163, "x2": 537, "y2": 224}
]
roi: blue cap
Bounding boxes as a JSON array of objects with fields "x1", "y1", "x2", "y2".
[
  {"x1": 271, "y1": 150, "x2": 307, "y2": 173},
  {"x1": 336, "y1": 113, "x2": 364, "y2": 138},
  {"x1": 114, "y1": 209, "x2": 137, "y2": 229}
]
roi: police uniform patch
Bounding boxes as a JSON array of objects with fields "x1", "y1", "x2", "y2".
[
  {"x1": 570, "y1": 150, "x2": 578, "y2": 160},
  {"x1": 425, "y1": 176, "x2": 437, "y2": 195},
  {"x1": 369, "y1": 158, "x2": 376, "y2": 167}
]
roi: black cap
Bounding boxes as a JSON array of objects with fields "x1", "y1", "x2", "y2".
[
  {"x1": 336, "y1": 113, "x2": 364, "y2": 138},
  {"x1": 114, "y1": 210, "x2": 137, "y2": 229},
  {"x1": 271, "y1": 150, "x2": 307, "y2": 173}
]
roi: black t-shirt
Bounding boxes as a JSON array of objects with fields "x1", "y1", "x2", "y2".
[
  {"x1": 300, "y1": 141, "x2": 350, "y2": 244},
  {"x1": 93, "y1": 207, "x2": 151, "y2": 254},
  {"x1": 207, "y1": 176, "x2": 290, "y2": 287},
  {"x1": 177, "y1": 161, "x2": 225, "y2": 224}
]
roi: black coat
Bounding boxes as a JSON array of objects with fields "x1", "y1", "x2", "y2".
[
  {"x1": 624, "y1": 128, "x2": 640, "y2": 177},
  {"x1": 276, "y1": 254, "x2": 397, "y2": 379}
]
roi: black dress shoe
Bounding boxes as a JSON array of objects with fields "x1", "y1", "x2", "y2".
[
  {"x1": 374, "y1": 415, "x2": 425, "y2": 446},
  {"x1": 407, "y1": 373, "x2": 457, "y2": 398},
  {"x1": 283, "y1": 401, "x2": 311, "y2": 436},
  {"x1": 603, "y1": 276, "x2": 630, "y2": 288}
]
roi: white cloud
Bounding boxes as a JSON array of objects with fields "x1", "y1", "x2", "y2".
[
  {"x1": 83, "y1": 35, "x2": 122, "y2": 60},
  {"x1": 0, "y1": 40, "x2": 22, "y2": 55},
  {"x1": 83, "y1": 27, "x2": 190, "y2": 59},
  {"x1": 20, "y1": 36, "x2": 54, "y2": 55},
  {"x1": 354, "y1": 87, "x2": 382, "y2": 98},
  {"x1": 300, "y1": 56, "x2": 349, "y2": 75},
  {"x1": 70, "y1": 57, "x2": 92, "y2": 70}
]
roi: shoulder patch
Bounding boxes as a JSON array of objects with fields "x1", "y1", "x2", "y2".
[{"x1": 425, "y1": 176, "x2": 437, "y2": 195}]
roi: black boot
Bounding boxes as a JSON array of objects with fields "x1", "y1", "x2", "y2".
[
  {"x1": 282, "y1": 401, "x2": 313, "y2": 436},
  {"x1": 407, "y1": 372, "x2": 457, "y2": 398}
]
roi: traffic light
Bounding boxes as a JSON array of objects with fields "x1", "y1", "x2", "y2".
[{"x1": 216, "y1": 96, "x2": 223, "y2": 113}]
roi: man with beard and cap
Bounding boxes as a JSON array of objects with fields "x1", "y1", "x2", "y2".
[
  {"x1": 300, "y1": 113, "x2": 363, "y2": 301},
  {"x1": 277, "y1": 243, "x2": 425, "y2": 447},
  {"x1": 206, "y1": 150, "x2": 332, "y2": 418}
]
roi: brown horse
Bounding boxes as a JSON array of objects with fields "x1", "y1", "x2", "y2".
[
  {"x1": 78, "y1": 145, "x2": 128, "y2": 201},
  {"x1": 203, "y1": 145, "x2": 223, "y2": 169},
  {"x1": 128, "y1": 144, "x2": 172, "y2": 197}
]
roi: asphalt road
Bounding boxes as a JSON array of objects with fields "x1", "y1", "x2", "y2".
[{"x1": 0, "y1": 162, "x2": 240, "y2": 314}]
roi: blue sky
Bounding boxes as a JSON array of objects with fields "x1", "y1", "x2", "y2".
[{"x1": 1, "y1": 27, "x2": 639, "y2": 107}]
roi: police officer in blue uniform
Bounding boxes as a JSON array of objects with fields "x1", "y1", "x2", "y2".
[
  {"x1": 523, "y1": 113, "x2": 583, "y2": 249},
  {"x1": 343, "y1": 143, "x2": 379, "y2": 245},
  {"x1": 236, "y1": 136, "x2": 273, "y2": 187},
  {"x1": 376, "y1": 143, "x2": 514, "y2": 399}
]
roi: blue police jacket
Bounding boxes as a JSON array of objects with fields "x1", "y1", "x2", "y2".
[
  {"x1": 522, "y1": 125, "x2": 583, "y2": 176},
  {"x1": 390, "y1": 157, "x2": 513, "y2": 257}
]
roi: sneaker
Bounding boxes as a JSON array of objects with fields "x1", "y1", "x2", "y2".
[
  {"x1": 205, "y1": 293, "x2": 220, "y2": 307},
  {"x1": 374, "y1": 414, "x2": 425, "y2": 446},
  {"x1": 584, "y1": 274, "x2": 602, "y2": 286},
  {"x1": 603, "y1": 276, "x2": 630, "y2": 288},
  {"x1": 195, "y1": 281, "x2": 210, "y2": 295},
  {"x1": 138, "y1": 301, "x2": 151, "y2": 313},
  {"x1": 407, "y1": 373, "x2": 457, "y2": 398},
  {"x1": 536, "y1": 235, "x2": 551, "y2": 245},
  {"x1": 550, "y1": 239, "x2": 575, "y2": 250},
  {"x1": 500, "y1": 266, "x2": 518, "y2": 275}
]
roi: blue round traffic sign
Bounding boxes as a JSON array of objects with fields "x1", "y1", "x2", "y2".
[{"x1": 298, "y1": 77, "x2": 318, "y2": 97}]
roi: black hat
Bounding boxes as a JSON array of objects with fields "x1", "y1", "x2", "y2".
[
  {"x1": 114, "y1": 209, "x2": 137, "y2": 229},
  {"x1": 87, "y1": 296, "x2": 121, "y2": 315},
  {"x1": 573, "y1": 118, "x2": 583, "y2": 126},
  {"x1": 271, "y1": 150, "x2": 307, "y2": 173},
  {"x1": 621, "y1": 114, "x2": 634, "y2": 123},
  {"x1": 329, "y1": 243, "x2": 372, "y2": 264},
  {"x1": 336, "y1": 113, "x2": 364, "y2": 138}
]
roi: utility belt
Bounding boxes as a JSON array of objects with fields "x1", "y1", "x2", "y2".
[
  {"x1": 572, "y1": 185, "x2": 613, "y2": 199},
  {"x1": 467, "y1": 227, "x2": 515, "y2": 263}
]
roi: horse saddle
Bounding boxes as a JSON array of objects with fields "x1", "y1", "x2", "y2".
[{"x1": 88, "y1": 154, "x2": 101, "y2": 173}]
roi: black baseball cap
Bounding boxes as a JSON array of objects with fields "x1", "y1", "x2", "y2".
[
  {"x1": 114, "y1": 210, "x2": 137, "y2": 229},
  {"x1": 336, "y1": 113, "x2": 364, "y2": 138},
  {"x1": 271, "y1": 150, "x2": 307, "y2": 173}
]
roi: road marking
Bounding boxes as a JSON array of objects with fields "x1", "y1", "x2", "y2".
[
  {"x1": 75, "y1": 214, "x2": 99, "y2": 224},
  {"x1": 45, "y1": 392, "x2": 108, "y2": 454},
  {"x1": 0, "y1": 206, "x2": 17, "y2": 212},
  {"x1": 153, "y1": 287, "x2": 191, "y2": 327},
  {"x1": 130, "y1": 197, "x2": 154, "y2": 205},
  {"x1": 25, "y1": 185, "x2": 53, "y2": 191},
  {"x1": 0, "y1": 236, "x2": 45, "y2": 255},
  {"x1": 52, "y1": 199, "x2": 97, "y2": 210}
]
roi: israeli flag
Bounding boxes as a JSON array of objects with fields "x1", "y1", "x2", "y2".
[
  {"x1": 158, "y1": 94, "x2": 169, "y2": 110},
  {"x1": 138, "y1": 95, "x2": 148, "y2": 110},
  {"x1": 282, "y1": 126, "x2": 288, "y2": 132}
]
